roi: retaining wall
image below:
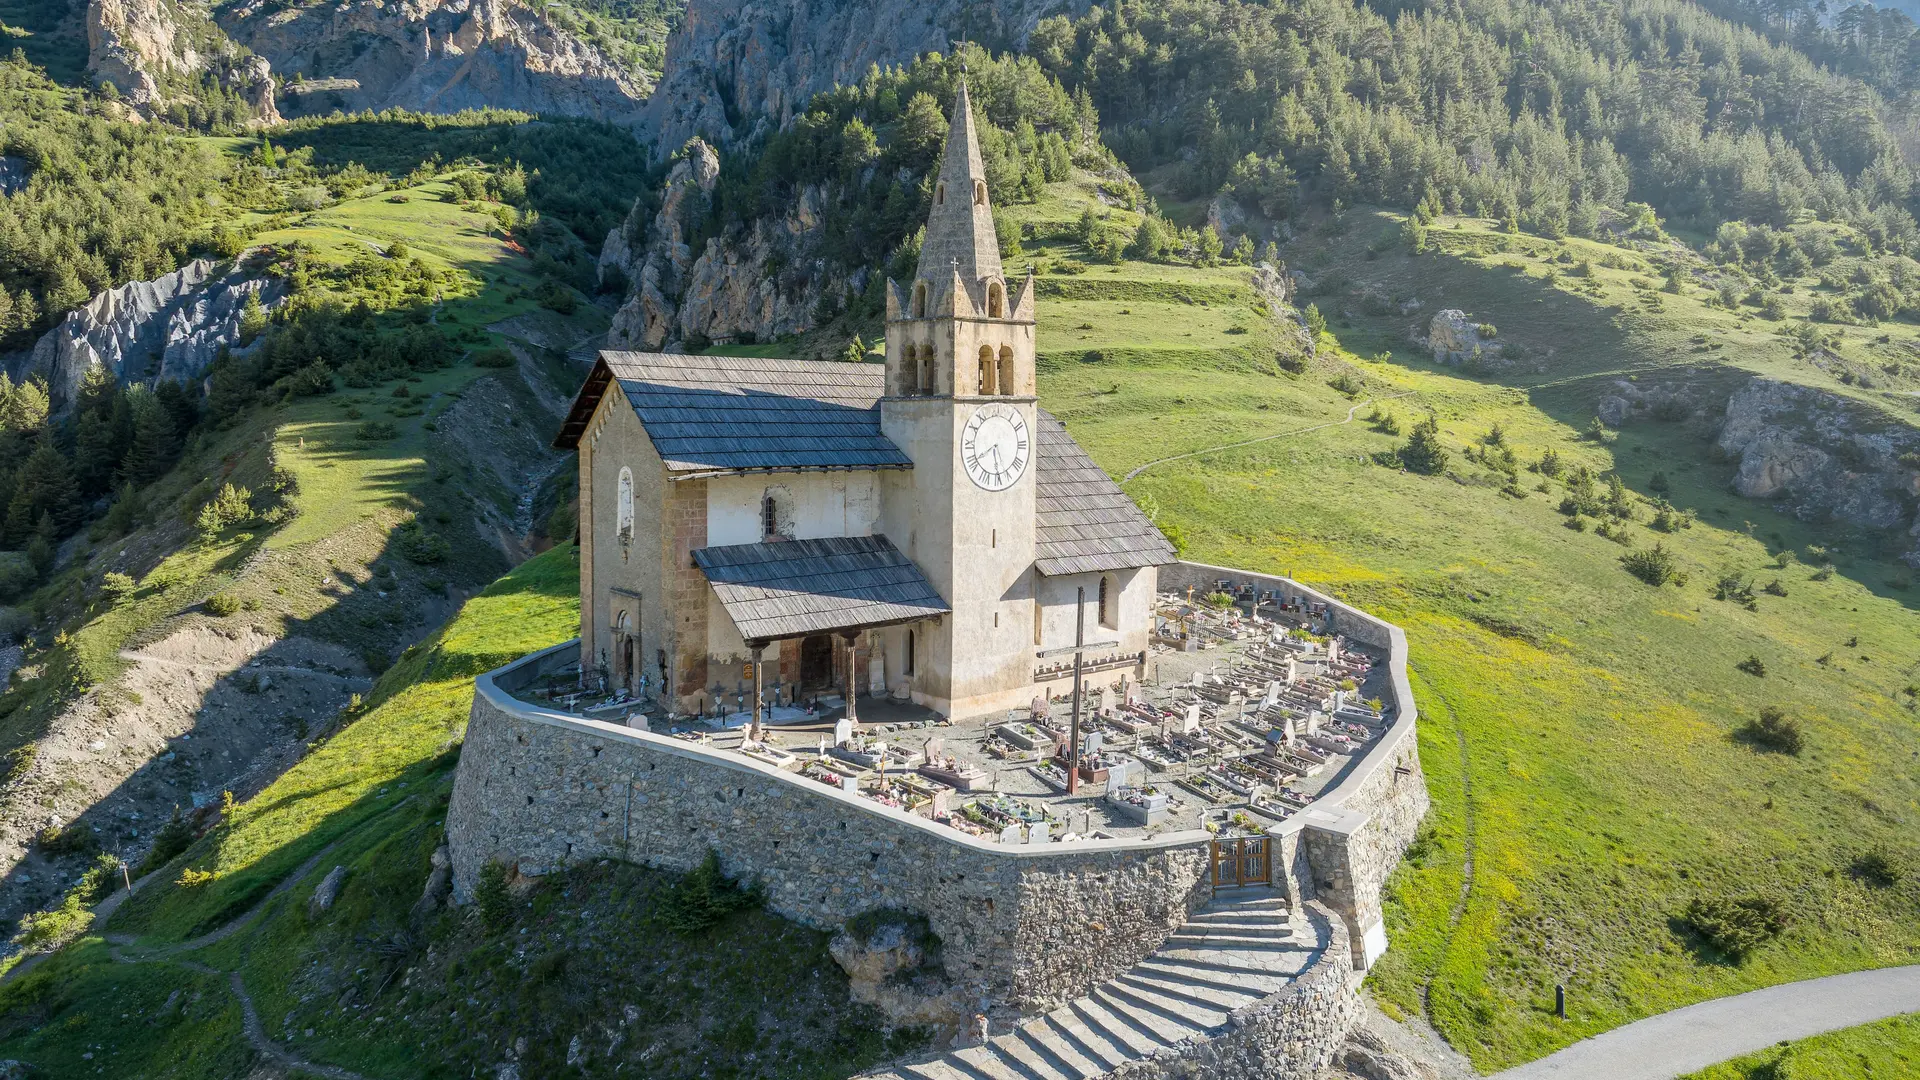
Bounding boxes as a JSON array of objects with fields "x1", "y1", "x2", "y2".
[
  {"x1": 448, "y1": 642, "x2": 1213, "y2": 1014},
  {"x1": 1160, "y1": 561, "x2": 1430, "y2": 969}
]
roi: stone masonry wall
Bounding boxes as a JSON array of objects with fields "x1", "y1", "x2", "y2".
[
  {"x1": 448, "y1": 648, "x2": 1213, "y2": 1014},
  {"x1": 1111, "y1": 904, "x2": 1361, "y2": 1080},
  {"x1": 1160, "y1": 561, "x2": 1429, "y2": 970}
]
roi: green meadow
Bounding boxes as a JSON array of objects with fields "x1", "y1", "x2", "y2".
[{"x1": 1005, "y1": 180, "x2": 1920, "y2": 1069}]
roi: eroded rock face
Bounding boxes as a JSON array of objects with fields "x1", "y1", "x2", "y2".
[
  {"x1": 642, "y1": 0, "x2": 1093, "y2": 153},
  {"x1": 224, "y1": 0, "x2": 647, "y2": 126},
  {"x1": 20, "y1": 259, "x2": 284, "y2": 411},
  {"x1": 1716, "y1": 377, "x2": 1920, "y2": 560},
  {"x1": 87, "y1": 0, "x2": 280, "y2": 124},
  {"x1": 0, "y1": 157, "x2": 29, "y2": 196}
]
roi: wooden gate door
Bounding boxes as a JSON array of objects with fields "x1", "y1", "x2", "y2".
[{"x1": 1210, "y1": 837, "x2": 1271, "y2": 887}]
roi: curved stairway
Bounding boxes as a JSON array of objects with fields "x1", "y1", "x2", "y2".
[{"x1": 867, "y1": 888, "x2": 1327, "y2": 1080}]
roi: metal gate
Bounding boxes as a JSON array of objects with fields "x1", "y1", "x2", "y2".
[{"x1": 1210, "y1": 836, "x2": 1270, "y2": 887}]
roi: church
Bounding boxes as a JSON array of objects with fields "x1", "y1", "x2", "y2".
[{"x1": 553, "y1": 83, "x2": 1175, "y2": 720}]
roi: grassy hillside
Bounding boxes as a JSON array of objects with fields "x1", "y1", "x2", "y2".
[
  {"x1": 0, "y1": 141, "x2": 601, "y2": 930},
  {"x1": 0, "y1": 546, "x2": 917, "y2": 1079},
  {"x1": 1683, "y1": 1013, "x2": 1920, "y2": 1079},
  {"x1": 996, "y1": 177, "x2": 1920, "y2": 1070}
]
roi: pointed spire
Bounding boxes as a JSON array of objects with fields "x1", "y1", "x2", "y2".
[{"x1": 917, "y1": 80, "x2": 1003, "y2": 292}]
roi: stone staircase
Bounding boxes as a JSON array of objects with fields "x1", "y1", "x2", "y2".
[{"x1": 867, "y1": 888, "x2": 1325, "y2": 1080}]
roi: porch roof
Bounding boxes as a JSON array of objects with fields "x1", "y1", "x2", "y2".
[{"x1": 692, "y1": 535, "x2": 950, "y2": 642}]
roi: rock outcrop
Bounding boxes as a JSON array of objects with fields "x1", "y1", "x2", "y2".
[
  {"x1": 603, "y1": 138, "x2": 837, "y2": 348},
  {"x1": 19, "y1": 259, "x2": 283, "y2": 411},
  {"x1": 0, "y1": 157, "x2": 28, "y2": 196},
  {"x1": 1716, "y1": 378, "x2": 1920, "y2": 561},
  {"x1": 223, "y1": 0, "x2": 647, "y2": 126},
  {"x1": 642, "y1": 0, "x2": 1093, "y2": 153},
  {"x1": 87, "y1": 0, "x2": 281, "y2": 124},
  {"x1": 1425, "y1": 309, "x2": 1496, "y2": 365}
]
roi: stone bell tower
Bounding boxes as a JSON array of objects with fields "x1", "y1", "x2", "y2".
[{"x1": 877, "y1": 79, "x2": 1045, "y2": 717}]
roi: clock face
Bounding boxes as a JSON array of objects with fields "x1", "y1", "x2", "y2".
[{"x1": 962, "y1": 404, "x2": 1031, "y2": 492}]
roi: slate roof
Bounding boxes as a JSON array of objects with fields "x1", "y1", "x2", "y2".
[
  {"x1": 693, "y1": 535, "x2": 951, "y2": 642},
  {"x1": 553, "y1": 352, "x2": 912, "y2": 474},
  {"x1": 1033, "y1": 409, "x2": 1178, "y2": 576}
]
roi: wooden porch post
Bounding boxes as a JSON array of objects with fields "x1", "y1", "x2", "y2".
[{"x1": 840, "y1": 631, "x2": 860, "y2": 725}]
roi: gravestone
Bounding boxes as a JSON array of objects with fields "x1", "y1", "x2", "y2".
[
  {"x1": 1264, "y1": 680, "x2": 1282, "y2": 708},
  {"x1": 869, "y1": 656, "x2": 887, "y2": 695},
  {"x1": 833, "y1": 718, "x2": 854, "y2": 746},
  {"x1": 999, "y1": 825, "x2": 1023, "y2": 845},
  {"x1": 1099, "y1": 686, "x2": 1116, "y2": 717},
  {"x1": 930, "y1": 790, "x2": 950, "y2": 819},
  {"x1": 1328, "y1": 639, "x2": 1343, "y2": 666},
  {"x1": 840, "y1": 774, "x2": 859, "y2": 793},
  {"x1": 925, "y1": 735, "x2": 945, "y2": 761},
  {"x1": 1183, "y1": 702, "x2": 1202, "y2": 734},
  {"x1": 1083, "y1": 731, "x2": 1104, "y2": 756},
  {"x1": 1028, "y1": 821, "x2": 1049, "y2": 844}
]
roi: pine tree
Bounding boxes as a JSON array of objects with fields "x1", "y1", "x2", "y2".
[
  {"x1": 1399, "y1": 414, "x2": 1450, "y2": 475},
  {"x1": 121, "y1": 387, "x2": 179, "y2": 485}
]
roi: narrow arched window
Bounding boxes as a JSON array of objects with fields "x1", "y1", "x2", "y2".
[
  {"x1": 911, "y1": 281, "x2": 927, "y2": 318},
  {"x1": 921, "y1": 347, "x2": 937, "y2": 396},
  {"x1": 998, "y1": 346, "x2": 1015, "y2": 396},
  {"x1": 935, "y1": 183, "x2": 946, "y2": 206},
  {"x1": 761, "y1": 492, "x2": 779, "y2": 539},
  {"x1": 1098, "y1": 575, "x2": 1115, "y2": 629},
  {"x1": 988, "y1": 281, "x2": 1005, "y2": 318},
  {"x1": 905, "y1": 630, "x2": 916, "y2": 676},
  {"x1": 978, "y1": 345, "x2": 996, "y2": 395},
  {"x1": 974, "y1": 180, "x2": 987, "y2": 206},
  {"x1": 616, "y1": 467, "x2": 634, "y2": 540},
  {"x1": 1033, "y1": 595, "x2": 1044, "y2": 645}
]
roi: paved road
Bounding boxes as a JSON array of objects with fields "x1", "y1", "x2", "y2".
[{"x1": 1494, "y1": 966, "x2": 1920, "y2": 1079}]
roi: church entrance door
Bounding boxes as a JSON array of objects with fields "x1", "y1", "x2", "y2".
[{"x1": 799, "y1": 635, "x2": 834, "y2": 690}]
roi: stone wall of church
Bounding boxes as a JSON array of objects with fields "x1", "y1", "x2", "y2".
[{"x1": 449, "y1": 643, "x2": 1214, "y2": 1014}]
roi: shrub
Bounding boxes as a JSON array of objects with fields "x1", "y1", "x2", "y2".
[
  {"x1": 100, "y1": 571, "x2": 136, "y2": 603},
  {"x1": 394, "y1": 518, "x2": 450, "y2": 564},
  {"x1": 195, "y1": 483, "x2": 254, "y2": 540},
  {"x1": 473, "y1": 347, "x2": 516, "y2": 368},
  {"x1": 10, "y1": 893, "x2": 93, "y2": 954},
  {"x1": 1737, "y1": 655, "x2": 1768, "y2": 677},
  {"x1": 205, "y1": 592, "x2": 243, "y2": 617},
  {"x1": 1204, "y1": 591, "x2": 1236, "y2": 609},
  {"x1": 658, "y1": 851, "x2": 764, "y2": 934},
  {"x1": 1621, "y1": 543, "x2": 1677, "y2": 586},
  {"x1": 1851, "y1": 849, "x2": 1901, "y2": 888},
  {"x1": 1740, "y1": 706, "x2": 1802, "y2": 753},
  {"x1": 1683, "y1": 893, "x2": 1788, "y2": 960},
  {"x1": 36, "y1": 823, "x2": 99, "y2": 857},
  {"x1": 356, "y1": 420, "x2": 398, "y2": 441},
  {"x1": 176, "y1": 867, "x2": 215, "y2": 888},
  {"x1": 476, "y1": 860, "x2": 512, "y2": 929},
  {"x1": 135, "y1": 807, "x2": 195, "y2": 877}
]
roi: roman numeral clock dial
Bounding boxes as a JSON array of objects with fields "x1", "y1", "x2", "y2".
[{"x1": 961, "y1": 404, "x2": 1030, "y2": 492}]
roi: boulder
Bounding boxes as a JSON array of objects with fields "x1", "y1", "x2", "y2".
[
  {"x1": 1427, "y1": 309, "x2": 1494, "y2": 365},
  {"x1": 308, "y1": 864, "x2": 346, "y2": 917},
  {"x1": 1716, "y1": 377, "x2": 1919, "y2": 542}
]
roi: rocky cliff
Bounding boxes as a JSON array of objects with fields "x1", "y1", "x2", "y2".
[
  {"x1": 222, "y1": 0, "x2": 648, "y2": 126},
  {"x1": 602, "y1": 138, "x2": 843, "y2": 349},
  {"x1": 19, "y1": 259, "x2": 283, "y2": 411},
  {"x1": 641, "y1": 0, "x2": 1091, "y2": 153},
  {"x1": 87, "y1": 0, "x2": 282, "y2": 123},
  {"x1": 1715, "y1": 377, "x2": 1920, "y2": 564}
]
